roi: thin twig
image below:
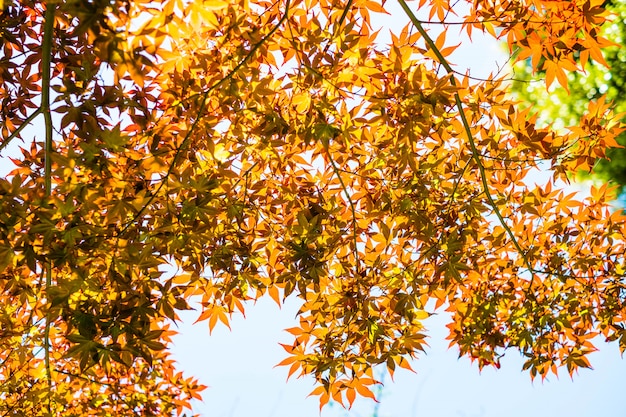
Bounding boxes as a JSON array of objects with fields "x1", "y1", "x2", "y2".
[
  {"x1": 322, "y1": 141, "x2": 361, "y2": 273},
  {"x1": 321, "y1": 0, "x2": 354, "y2": 56},
  {"x1": 0, "y1": 108, "x2": 42, "y2": 153}
]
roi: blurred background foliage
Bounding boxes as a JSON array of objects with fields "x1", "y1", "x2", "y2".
[{"x1": 511, "y1": 0, "x2": 626, "y2": 193}]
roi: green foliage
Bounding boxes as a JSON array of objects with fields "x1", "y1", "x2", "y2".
[{"x1": 511, "y1": 0, "x2": 626, "y2": 190}]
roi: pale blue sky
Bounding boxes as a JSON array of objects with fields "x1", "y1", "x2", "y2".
[{"x1": 172, "y1": 296, "x2": 626, "y2": 417}]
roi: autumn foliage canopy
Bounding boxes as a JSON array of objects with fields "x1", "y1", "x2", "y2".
[{"x1": 0, "y1": 0, "x2": 624, "y2": 414}]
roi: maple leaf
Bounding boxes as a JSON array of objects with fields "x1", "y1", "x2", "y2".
[{"x1": 0, "y1": 0, "x2": 624, "y2": 414}]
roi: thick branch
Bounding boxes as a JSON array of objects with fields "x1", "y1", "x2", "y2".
[{"x1": 40, "y1": 2, "x2": 55, "y2": 411}]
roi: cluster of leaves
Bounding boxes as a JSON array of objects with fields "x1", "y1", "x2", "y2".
[
  {"x1": 0, "y1": 0, "x2": 625, "y2": 414},
  {"x1": 511, "y1": 0, "x2": 626, "y2": 190}
]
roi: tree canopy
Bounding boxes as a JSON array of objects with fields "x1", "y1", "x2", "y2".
[
  {"x1": 0, "y1": 0, "x2": 625, "y2": 414},
  {"x1": 512, "y1": 0, "x2": 626, "y2": 190}
]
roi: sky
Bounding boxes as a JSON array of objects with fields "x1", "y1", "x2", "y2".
[
  {"x1": 169, "y1": 4, "x2": 626, "y2": 417},
  {"x1": 172, "y1": 296, "x2": 626, "y2": 417}
]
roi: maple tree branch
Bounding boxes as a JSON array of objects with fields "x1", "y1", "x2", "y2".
[
  {"x1": 444, "y1": 156, "x2": 473, "y2": 214},
  {"x1": 323, "y1": 142, "x2": 361, "y2": 273},
  {"x1": 0, "y1": 379, "x2": 39, "y2": 417},
  {"x1": 285, "y1": 9, "x2": 362, "y2": 271},
  {"x1": 397, "y1": 0, "x2": 538, "y2": 294},
  {"x1": 0, "y1": 275, "x2": 52, "y2": 404},
  {"x1": 409, "y1": 17, "x2": 572, "y2": 26},
  {"x1": 0, "y1": 108, "x2": 42, "y2": 153},
  {"x1": 118, "y1": 0, "x2": 291, "y2": 237},
  {"x1": 281, "y1": 10, "x2": 364, "y2": 272},
  {"x1": 321, "y1": 0, "x2": 354, "y2": 56},
  {"x1": 54, "y1": 368, "x2": 124, "y2": 388},
  {"x1": 40, "y1": 2, "x2": 55, "y2": 411}
]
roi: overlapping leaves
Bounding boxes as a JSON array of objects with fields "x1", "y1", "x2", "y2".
[{"x1": 0, "y1": 0, "x2": 624, "y2": 413}]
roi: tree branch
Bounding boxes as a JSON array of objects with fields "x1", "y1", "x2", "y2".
[
  {"x1": 40, "y1": 2, "x2": 55, "y2": 412},
  {"x1": 323, "y1": 142, "x2": 361, "y2": 273},
  {"x1": 0, "y1": 108, "x2": 42, "y2": 153},
  {"x1": 118, "y1": 0, "x2": 292, "y2": 237},
  {"x1": 397, "y1": 0, "x2": 537, "y2": 294}
]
